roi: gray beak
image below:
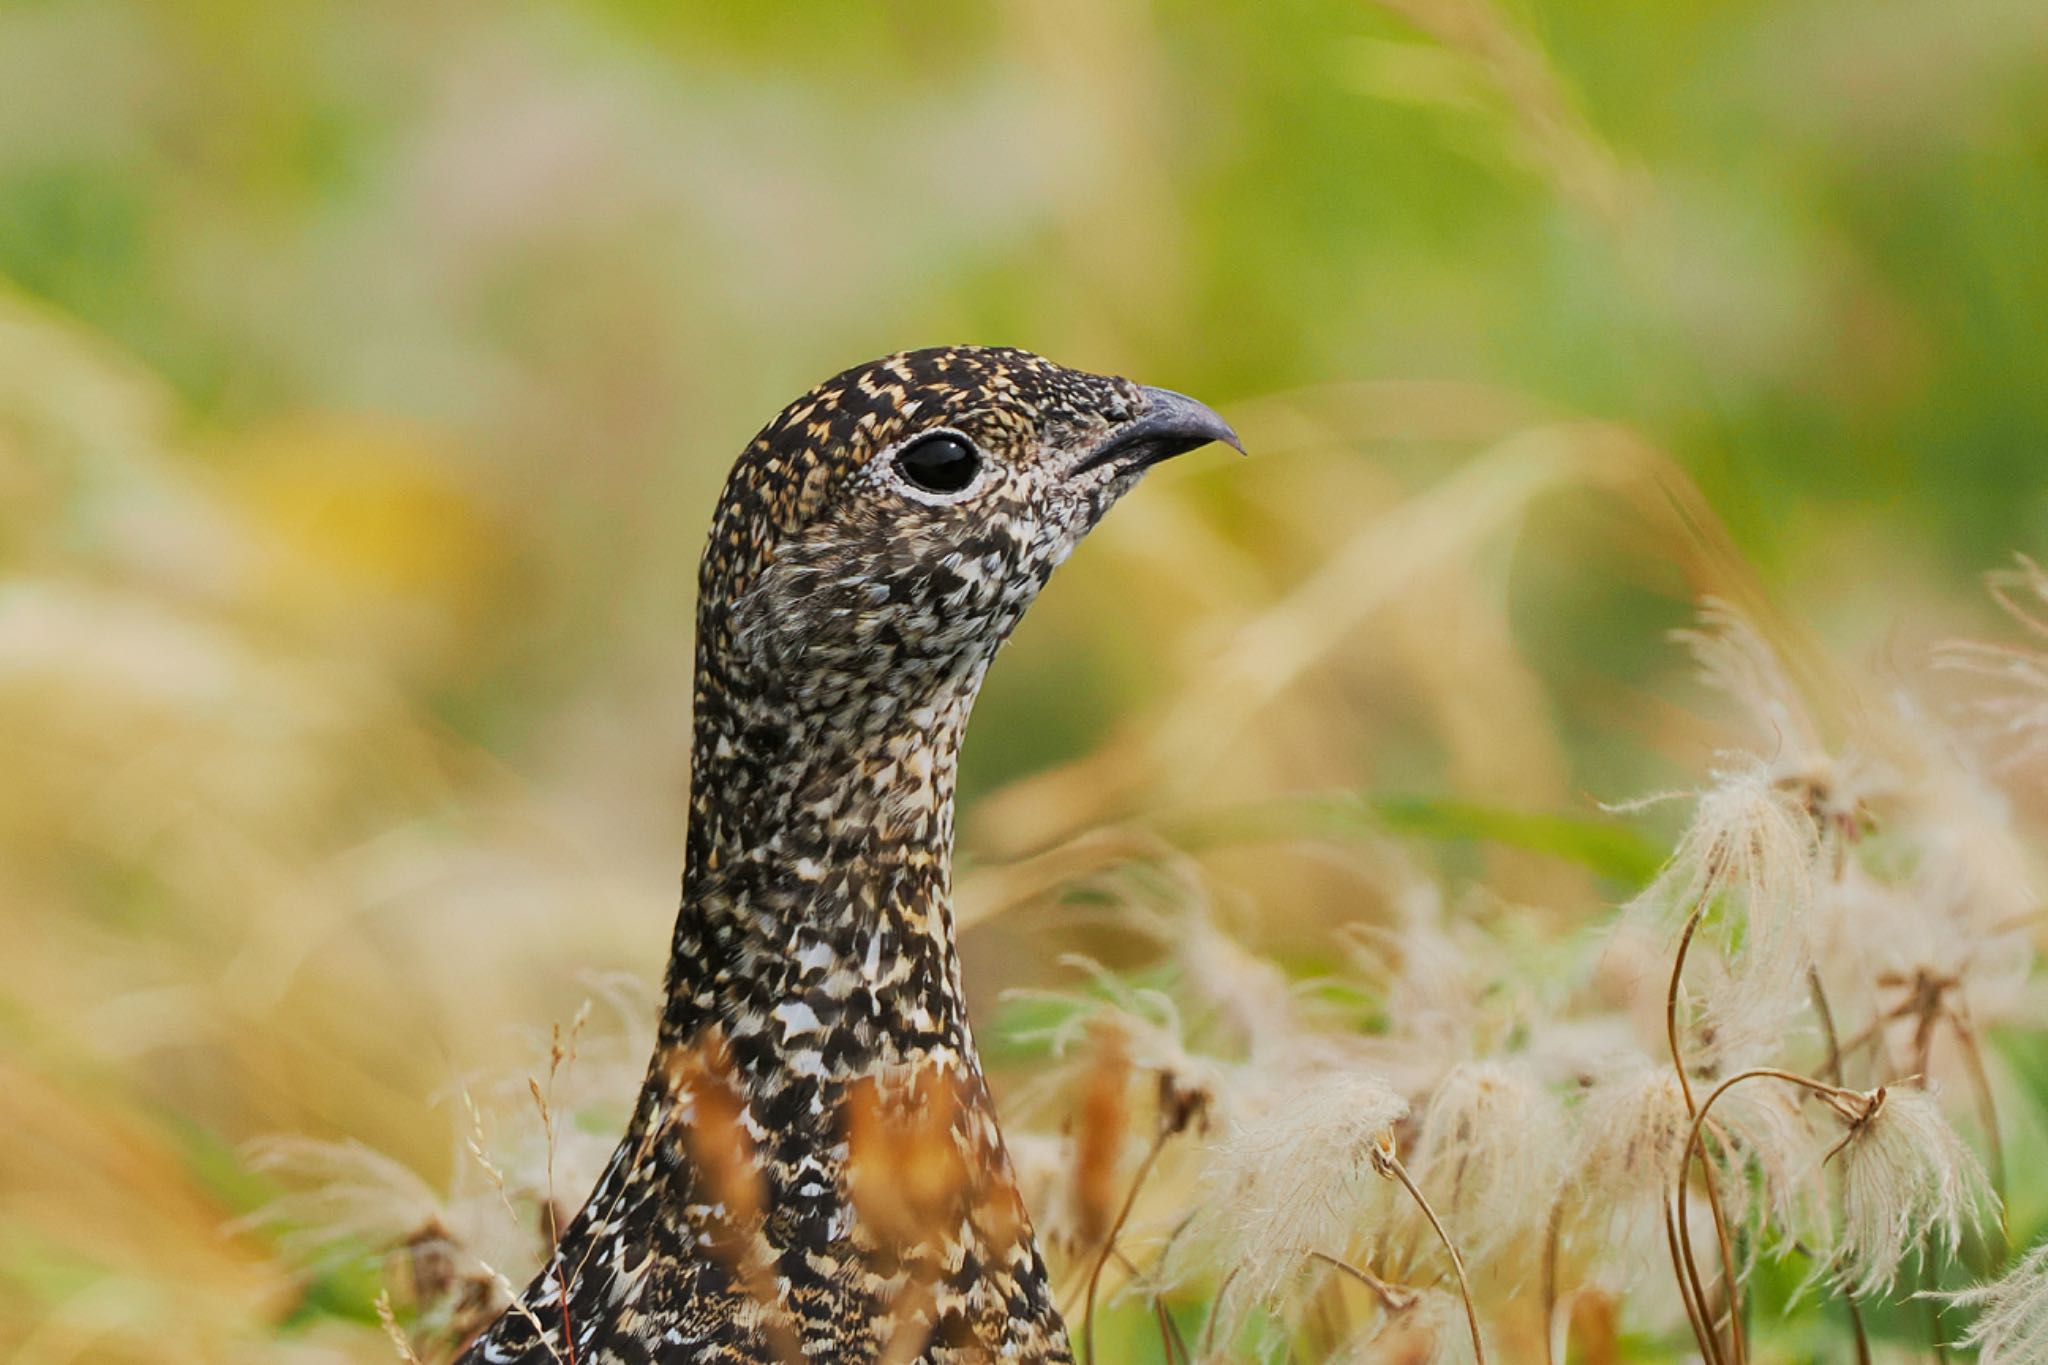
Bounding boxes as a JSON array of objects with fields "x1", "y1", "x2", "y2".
[{"x1": 1076, "y1": 385, "x2": 1246, "y2": 475}]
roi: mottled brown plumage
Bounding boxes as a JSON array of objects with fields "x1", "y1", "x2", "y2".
[{"x1": 460, "y1": 347, "x2": 1238, "y2": 1365}]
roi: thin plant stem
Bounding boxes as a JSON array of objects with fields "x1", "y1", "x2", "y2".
[
  {"x1": 1673, "y1": 1185, "x2": 1727, "y2": 1365},
  {"x1": 1375, "y1": 1147, "x2": 1487, "y2": 1365},
  {"x1": 1201, "y1": 1267, "x2": 1241, "y2": 1358},
  {"x1": 1663, "y1": 1197, "x2": 1721, "y2": 1365},
  {"x1": 1540, "y1": 1194, "x2": 1565, "y2": 1365},
  {"x1": 478, "y1": 1261, "x2": 571, "y2": 1365},
  {"x1": 1917, "y1": 1263, "x2": 1950, "y2": 1365},
  {"x1": 1673, "y1": 1066, "x2": 1876, "y2": 1357},
  {"x1": 1667, "y1": 904, "x2": 1705, "y2": 1110},
  {"x1": 1307, "y1": 1249, "x2": 1418, "y2": 1314},
  {"x1": 1108, "y1": 1248, "x2": 1189, "y2": 1365},
  {"x1": 1680, "y1": 1070, "x2": 1871, "y2": 1160},
  {"x1": 466, "y1": 1092, "x2": 570, "y2": 1365},
  {"x1": 1665, "y1": 900, "x2": 1747, "y2": 1365},
  {"x1": 1845, "y1": 1289, "x2": 1874, "y2": 1365},
  {"x1": 1808, "y1": 970, "x2": 1873, "y2": 1365},
  {"x1": 1663, "y1": 903, "x2": 1720, "y2": 1365},
  {"x1": 1810, "y1": 968, "x2": 1846, "y2": 1087},
  {"x1": 1084, "y1": 1130, "x2": 1170, "y2": 1365},
  {"x1": 1947, "y1": 1010, "x2": 2008, "y2": 1257},
  {"x1": 531, "y1": 1067, "x2": 580, "y2": 1365},
  {"x1": 1695, "y1": 1148, "x2": 1745, "y2": 1363},
  {"x1": 375, "y1": 1290, "x2": 428, "y2": 1364},
  {"x1": 1675, "y1": 1070, "x2": 1879, "y2": 1365},
  {"x1": 1152, "y1": 1299, "x2": 1183, "y2": 1365}
]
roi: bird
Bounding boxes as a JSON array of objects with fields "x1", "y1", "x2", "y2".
[{"x1": 459, "y1": 346, "x2": 1241, "y2": 1365}]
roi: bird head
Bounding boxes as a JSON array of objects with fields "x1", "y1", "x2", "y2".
[{"x1": 699, "y1": 346, "x2": 1240, "y2": 720}]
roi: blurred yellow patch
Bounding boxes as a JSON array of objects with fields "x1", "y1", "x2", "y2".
[{"x1": 222, "y1": 417, "x2": 511, "y2": 636}]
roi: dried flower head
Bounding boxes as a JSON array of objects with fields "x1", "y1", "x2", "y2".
[
  {"x1": 1710, "y1": 1076, "x2": 1826, "y2": 1249},
  {"x1": 1947, "y1": 1236, "x2": 2048, "y2": 1364},
  {"x1": 1333, "y1": 1286, "x2": 1484, "y2": 1365},
  {"x1": 1678, "y1": 601, "x2": 1826, "y2": 778},
  {"x1": 660, "y1": 1034, "x2": 769, "y2": 1263},
  {"x1": 1407, "y1": 1060, "x2": 1567, "y2": 1268},
  {"x1": 1173, "y1": 908, "x2": 1323, "y2": 1069},
  {"x1": 1069, "y1": 1017, "x2": 1135, "y2": 1249},
  {"x1": 244, "y1": 1136, "x2": 517, "y2": 1350},
  {"x1": 244, "y1": 1137, "x2": 454, "y2": 1268},
  {"x1": 1938, "y1": 555, "x2": 2048, "y2": 772},
  {"x1": 1569, "y1": 1064, "x2": 1693, "y2": 1234},
  {"x1": 1009, "y1": 955, "x2": 1228, "y2": 1132},
  {"x1": 1180, "y1": 1070, "x2": 1409, "y2": 1333},
  {"x1": 1340, "y1": 888, "x2": 1509, "y2": 1089},
  {"x1": 1622, "y1": 759, "x2": 1821, "y2": 1056},
  {"x1": 844, "y1": 1068, "x2": 975, "y2": 1254},
  {"x1": 1830, "y1": 1085, "x2": 1994, "y2": 1297}
]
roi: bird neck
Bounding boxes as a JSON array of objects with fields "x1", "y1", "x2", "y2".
[
  {"x1": 621, "y1": 660, "x2": 1067, "y2": 1361},
  {"x1": 657, "y1": 658, "x2": 986, "y2": 1091}
]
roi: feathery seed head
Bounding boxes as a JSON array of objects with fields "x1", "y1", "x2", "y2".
[
  {"x1": 1940, "y1": 554, "x2": 2048, "y2": 774},
  {"x1": 1571, "y1": 1065, "x2": 1693, "y2": 1232},
  {"x1": 1948, "y1": 1237, "x2": 2048, "y2": 1363},
  {"x1": 1180, "y1": 1070, "x2": 1409, "y2": 1332},
  {"x1": 1828, "y1": 1084, "x2": 1994, "y2": 1297},
  {"x1": 1677, "y1": 601, "x2": 1829, "y2": 779},
  {"x1": 1623, "y1": 759, "x2": 1822, "y2": 1053},
  {"x1": 1334, "y1": 1288, "x2": 1484, "y2": 1365},
  {"x1": 1409, "y1": 1060, "x2": 1568, "y2": 1267}
]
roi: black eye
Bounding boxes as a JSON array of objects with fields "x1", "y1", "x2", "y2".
[{"x1": 894, "y1": 432, "x2": 981, "y2": 494}]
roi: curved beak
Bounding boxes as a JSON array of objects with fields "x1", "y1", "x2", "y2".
[{"x1": 1075, "y1": 385, "x2": 1245, "y2": 476}]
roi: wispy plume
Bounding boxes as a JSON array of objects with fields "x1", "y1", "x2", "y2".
[
  {"x1": 1407, "y1": 1060, "x2": 1567, "y2": 1269},
  {"x1": 1829, "y1": 1085, "x2": 1994, "y2": 1298},
  {"x1": 1947, "y1": 1237, "x2": 2048, "y2": 1364},
  {"x1": 1620, "y1": 756, "x2": 1822, "y2": 1063},
  {"x1": 1179, "y1": 1070, "x2": 1409, "y2": 1338}
]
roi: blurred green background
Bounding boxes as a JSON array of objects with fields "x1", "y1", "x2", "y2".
[{"x1": 3, "y1": 0, "x2": 2047, "y2": 1360}]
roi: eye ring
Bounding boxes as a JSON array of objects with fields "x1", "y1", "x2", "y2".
[{"x1": 891, "y1": 429, "x2": 984, "y2": 498}]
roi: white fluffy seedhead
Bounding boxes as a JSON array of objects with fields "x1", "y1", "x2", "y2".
[
  {"x1": 1622, "y1": 760, "x2": 1822, "y2": 1064},
  {"x1": 1938, "y1": 555, "x2": 2048, "y2": 772},
  {"x1": 1331, "y1": 1287, "x2": 1484, "y2": 1365},
  {"x1": 1829, "y1": 1085, "x2": 1995, "y2": 1298},
  {"x1": 1677, "y1": 600, "x2": 1829, "y2": 776},
  {"x1": 1949, "y1": 1237, "x2": 2048, "y2": 1364},
  {"x1": 1568, "y1": 1064, "x2": 1692, "y2": 1243},
  {"x1": 1177, "y1": 1070, "x2": 1410, "y2": 1339},
  {"x1": 1340, "y1": 886, "x2": 1514, "y2": 1091},
  {"x1": 1407, "y1": 1059, "x2": 1568, "y2": 1270},
  {"x1": 1676, "y1": 599, "x2": 1888, "y2": 837},
  {"x1": 243, "y1": 1136, "x2": 459, "y2": 1267},
  {"x1": 1708, "y1": 1076, "x2": 1828, "y2": 1254}
]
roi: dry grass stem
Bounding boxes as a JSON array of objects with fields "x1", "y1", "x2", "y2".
[
  {"x1": 1663, "y1": 898, "x2": 1748, "y2": 1365},
  {"x1": 1372, "y1": 1140, "x2": 1486, "y2": 1365},
  {"x1": 376, "y1": 1290, "x2": 428, "y2": 1365},
  {"x1": 1083, "y1": 1128, "x2": 1170, "y2": 1365}
]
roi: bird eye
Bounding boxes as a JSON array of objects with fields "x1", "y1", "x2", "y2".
[{"x1": 894, "y1": 432, "x2": 981, "y2": 495}]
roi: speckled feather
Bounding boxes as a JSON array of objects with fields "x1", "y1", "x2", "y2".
[{"x1": 459, "y1": 347, "x2": 1234, "y2": 1365}]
